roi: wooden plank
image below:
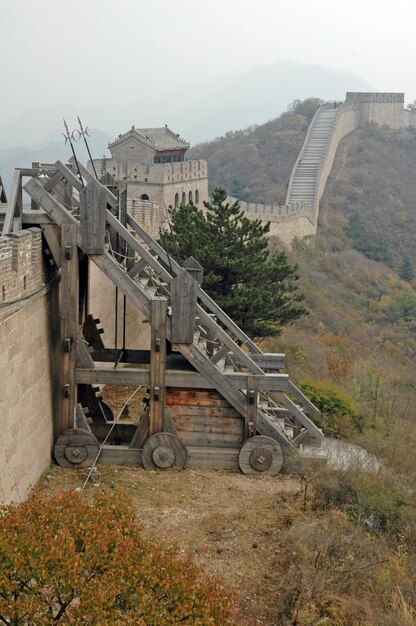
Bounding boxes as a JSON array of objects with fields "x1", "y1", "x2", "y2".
[
  {"x1": 166, "y1": 389, "x2": 231, "y2": 406},
  {"x1": 99, "y1": 446, "x2": 142, "y2": 465},
  {"x1": 59, "y1": 224, "x2": 79, "y2": 435},
  {"x1": 287, "y1": 380, "x2": 320, "y2": 417},
  {"x1": 225, "y1": 372, "x2": 289, "y2": 391},
  {"x1": 164, "y1": 370, "x2": 215, "y2": 389},
  {"x1": 173, "y1": 420, "x2": 243, "y2": 435},
  {"x1": 210, "y1": 345, "x2": 230, "y2": 365},
  {"x1": 182, "y1": 256, "x2": 203, "y2": 285},
  {"x1": 21, "y1": 210, "x2": 54, "y2": 225},
  {"x1": 171, "y1": 270, "x2": 198, "y2": 343},
  {"x1": 127, "y1": 258, "x2": 147, "y2": 279},
  {"x1": 129, "y1": 407, "x2": 150, "y2": 448},
  {"x1": 275, "y1": 392, "x2": 324, "y2": 439},
  {"x1": 41, "y1": 224, "x2": 61, "y2": 268},
  {"x1": 149, "y1": 298, "x2": 167, "y2": 435},
  {"x1": 2, "y1": 170, "x2": 22, "y2": 234},
  {"x1": 185, "y1": 447, "x2": 239, "y2": 470},
  {"x1": 54, "y1": 160, "x2": 83, "y2": 191},
  {"x1": 246, "y1": 375, "x2": 258, "y2": 436},
  {"x1": 75, "y1": 367, "x2": 218, "y2": 388},
  {"x1": 75, "y1": 367, "x2": 151, "y2": 385},
  {"x1": 24, "y1": 177, "x2": 78, "y2": 226},
  {"x1": 80, "y1": 179, "x2": 107, "y2": 254},
  {"x1": 18, "y1": 167, "x2": 57, "y2": 177},
  {"x1": 76, "y1": 336, "x2": 95, "y2": 368},
  {"x1": 177, "y1": 431, "x2": 243, "y2": 448},
  {"x1": 43, "y1": 171, "x2": 65, "y2": 193},
  {"x1": 106, "y1": 211, "x2": 173, "y2": 285},
  {"x1": 74, "y1": 403, "x2": 92, "y2": 433},
  {"x1": 91, "y1": 348, "x2": 151, "y2": 364},
  {"x1": 90, "y1": 251, "x2": 152, "y2": 319},
  {"x1": 250, "y1": 353, "x2": 286, "y2": 370},
  {"x1": 163, "y1": 407, "x2": 179, "y2": 436},
  {"x1": 167, "y1": 406, "x2": 241, "y2": 418}
]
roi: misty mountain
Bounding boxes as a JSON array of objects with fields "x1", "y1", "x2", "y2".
[{"x1": 0, "y1": 60, "x2": 373, "y2": 155}]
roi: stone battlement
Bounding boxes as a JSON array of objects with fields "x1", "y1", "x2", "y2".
[
  {"x1": 346, "y1": 92, "x2": 404, "y2": 104},
  {"x1": 0, "y1": 228, "x2": 46, "y2": 319}
]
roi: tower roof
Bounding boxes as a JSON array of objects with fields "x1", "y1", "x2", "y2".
[{"x1": 109, "y1": 126, "x2": 190, "y2": 152}]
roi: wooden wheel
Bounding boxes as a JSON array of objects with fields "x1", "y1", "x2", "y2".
[
  {"x1": 142, "y1": 433, "x2": 187, "y2": 470},
  {"x1": 239, "y1": 435, "x2": 283, "y2": 476},
  {"x1": 54, "y1": 428, "x2": 100, "y2": 468}
]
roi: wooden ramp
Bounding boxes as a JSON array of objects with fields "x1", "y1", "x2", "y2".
[{"x1": 14, "y1": 160, "x2": 323, "y2": 475}]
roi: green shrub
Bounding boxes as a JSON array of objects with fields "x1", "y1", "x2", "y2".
[
  {"x1": 300, "y1": 381, "x2": 362, "y2": 436},
  {"x1": 312, "y1": 468, "x2": 415, "y2": 538}
]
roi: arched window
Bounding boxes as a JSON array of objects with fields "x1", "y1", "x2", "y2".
[
  {"x1": 189, "y1": 191, "x2": 193, "y2": 204},
  {"x1": 195, "y1": 189, "x2": 199, "y2": 205},
  {"x1": 140, "y1": 193, "x2": 149, "y2": 201},
  {"x1": 182, "y1": 192, "x2": 186, "y2": 205},
  {"x1": 174, "y1": 193, "x2": 179, "y2": 208}
]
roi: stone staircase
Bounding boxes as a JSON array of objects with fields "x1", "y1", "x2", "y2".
[{"x1": 286, "y1": 104, "x2": 338, "y2": 208}]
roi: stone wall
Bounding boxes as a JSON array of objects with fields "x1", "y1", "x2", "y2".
[
  {"x1": 88, "y1": 262, "x2": 150, "y2": 350},
  {"x1": 226, "y1": 197, "x2": 314, "y2": 244},
  {"x1": 90, "y1": 158, "x2": 209, "y2": 213},
  {"x1": 0, "y1": 229, "x2": 59, "y2": 503}
]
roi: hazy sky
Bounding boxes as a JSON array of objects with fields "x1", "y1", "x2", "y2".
[{"x1": 2, "y1": 0, "x2": 416, "y2": 124}]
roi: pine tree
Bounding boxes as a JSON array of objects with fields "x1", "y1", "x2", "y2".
[
  {"x1": 165, "y1": 187, "x2": 307, "y2": 338},
  {"x1": 399, "y1": 255, "x2": 413, "y2": 282}
]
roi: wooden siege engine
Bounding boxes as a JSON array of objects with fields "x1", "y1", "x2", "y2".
[{"x1": 2, "y1": 160, "x2": 324, "y2": 475}]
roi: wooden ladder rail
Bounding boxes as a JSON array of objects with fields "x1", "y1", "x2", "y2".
[
  {"x1": 54, "y1": 161, "x2": 321, "y2": 424},
  {"x1": 24, "y1": 173, "x2": 302, "y2": 446}
]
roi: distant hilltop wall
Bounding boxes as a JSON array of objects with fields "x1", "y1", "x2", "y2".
[
  {"x1": 226, "y1": 196, "x2": 316, "y2": 242},
  {"x1": 244, "y1": 91, "x2": 416, "y2": 245}
]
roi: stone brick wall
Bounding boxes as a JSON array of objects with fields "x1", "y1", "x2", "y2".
[
  {"x1": 88, "y1": 263, "x2": 150, "y2": 350},
  {"x1": 226, "y1": 197, "x2": 314, "y2": 244},
  {"x1": 0, "y1": 228, "x2": 59, "y2": 503}
]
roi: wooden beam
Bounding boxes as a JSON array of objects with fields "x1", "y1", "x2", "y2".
[
  {"x1": 250, "y1": 353, "x2": 286, "y2": 370},
  {"x1": 75, "y1": 368, "x2": 151, "y2": 385},
  {"x1": 150, "y1": 298, "x2": 167, "y2": 435},
  {"x1": 171, "y1": 270, "x2": 198, "y2": 343},
  {"x1": 41, "y1": 224, "x2": 61, "y2": 268},
  {"x1": 275, "y1": 392, "x2": 324, "y2": 439},
  {"x1": 20, "y1": 210, "x2": 54, "y2": 225},
  {"x1": 2, "y1": 170, "x2": 22, "y2": 234},
  {"x1": 89, "y1": 348, "x2": 151, "y2": 364},
  {"x1": 80, "y1": 179, "x2": 107, "y2": 254},
  {"x1": 59, "y1": 224, "x2": 79, "y2": 435},
  {"x1": 245, "y1": 375, "x2": 258, "y2": 437}
]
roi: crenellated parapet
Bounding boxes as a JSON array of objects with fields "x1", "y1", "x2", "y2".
[{"x1": 0, "y1": 228, "x2": 46, "y2": 319}]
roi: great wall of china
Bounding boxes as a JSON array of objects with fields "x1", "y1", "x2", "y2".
[
  {"x1": 1, "y1": 91, "x2": 415, "y2": 502},
  {"x1": 233, "y1": 92, "x2": 416, "y2": 243}
]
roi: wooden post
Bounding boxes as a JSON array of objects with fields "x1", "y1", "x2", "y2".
[
  {"x1": 245, "y1": 375, "x2": 258, "y2": 439},
  {"x1": 149, "y1": 298, "x2": 167, "y2": 435},
  {"x1": 59, "y1": 224, "x2": 79, "y2": 435},
  {"x1": 171, "y1": 269, "x2": 198, "y2": 343},
  {"x1": 182, "y1": 256, "x2": 203, "y2": 285},
  {"x1": 79, "y1": 179, "x2": 107, "y2": 254}
]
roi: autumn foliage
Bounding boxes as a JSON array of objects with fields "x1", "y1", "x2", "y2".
[{"x1": 0, "y1": 490, "x2": 233, "y2": 625}]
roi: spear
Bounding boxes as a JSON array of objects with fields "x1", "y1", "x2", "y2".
[
  {"x1": 62, "y1": 118, "x2": 84, "y2": 187},
  {"x1": 77, "y1": 116, "x2": 98, "y2": 179}
]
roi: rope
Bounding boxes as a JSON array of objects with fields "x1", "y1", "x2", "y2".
[{"x1": 81, "y1": 385, "x2": 144, "y2": 491}]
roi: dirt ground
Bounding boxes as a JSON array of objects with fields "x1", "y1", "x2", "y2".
[{"x1": 40, "y1": 463, "x2": 302, "y2": 625}]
